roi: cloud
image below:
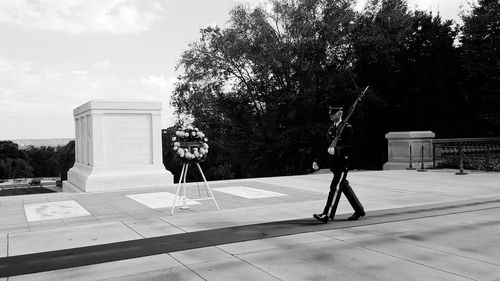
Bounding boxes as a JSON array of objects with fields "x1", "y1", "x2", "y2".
[
  {"x1": 92, "y1": 60, "x2": 112, "y2": 70},
  {"x1": 71, "y1": 70, "x2": 88, "y2": 75},
  {"x1": 0, "y1": 57, "x2": 177, "y2": 139},
  {"x1": 141, "y1": 75, "x2": 176, "y2": 90},
  {"x1": 0, "y1": 0, "x2": 164, "y2": 34}
]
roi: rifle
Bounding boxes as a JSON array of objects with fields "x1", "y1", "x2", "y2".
[{"x1": 329, "y1": 86, "x2": 369, "y2": 149}]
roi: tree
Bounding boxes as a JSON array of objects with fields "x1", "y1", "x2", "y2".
[
  {"x1": 171, "y1": 0, "x2": 360, "y2": 178},
  {"x1": 353, "y1": 0, "x2": 464, "y2": 138},
  {"x1": 170, "y1": 0, "x2": 497, "y2": 179},
  {"x1": 0, "y1": 141, "x2": 33, "y2": 179},
  {"x1": 25, "y1": 146, "x2": 61, "y2": 177},
  {"x1": 460, "y1": 0, "x2": 500, "y2": 136},
  {"x1": 57, "y1": 141, "x2": 75, "y2": 181}
]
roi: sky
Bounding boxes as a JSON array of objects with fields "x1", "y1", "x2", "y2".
[{"x1": 0, "y1": 0, "x2": 474, "y2": 140}]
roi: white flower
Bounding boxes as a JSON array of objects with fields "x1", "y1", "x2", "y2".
[
  {"x1": 186, "y1": 125, "x2": 193, "y2": 130},
  {"x1": 197, "y1": 132, "x2": 203, "y2": 138},
  {"x1": 191, "y1": 132, "x2": 196, "y2": 136},
  {"x1": 194, "y1": 151, "x2": 200, "y2": 157},
  {"x1": 201, "y1": 133, "x2": 205, "y2": 138},
  {"x1": 184, "y1": 132, "x2": 189, "y2": 137},
  {"x1": 199, "y1": 148, "x2": 206, "y2": 154},
  {"x1": 193, "y1": 147, "x2": 198, "y2": 151},
  {"x1": 195, "y1": 127, "x2": 199, "y2": 131},
  {"x1": 172, "y1": 137, "x2": 176, "y2": 141},
  {"x1": 204, "y1": 138, "x2": 208, "y2": 142},
  {"x1": 178, "y1": 149, "x2": 185, "y2": 157},
  {"x1": 174, "y1": 142, "x2": 180, "y2": 147},
  {"x1": 173, "y1": 146, "x2": 178, "y2": 151}
]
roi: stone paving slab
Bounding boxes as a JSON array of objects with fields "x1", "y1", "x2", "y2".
[
  {"x1": 1, "y1": 169, "x2": 500, "y2": 280},
  {"x1": 63, "y1": 215, "x2": 101, "y2": 227},
  {"x1": 234, "y1": 237, "x2": 470, "y2": 281},
  {"x1": 0, "y1": 234, "x2": 6, "y2": 258},
  {"x1": 4, "y1": 197, "x2": 499, "y2": 278},
  {"x1": 160, "y1": 210, "x2": 269, "y2": 232},
  {"x1": 169, "y1": 246, "x2": 233, "y2": 265},
  {"x1": 8, "y1": 253, "x2": 181, "y2": 281},
  {"x1": 3, "y1": 201, "x2": 500, "y2": 280},
  {"x1": 440, "y1": 208, "x2": 500, "y2": 230},
  {"x1": 122, "y1": 217, "x2": 184, "y2": 238},
  {"x1": 100, "y1": 266, "x2": 204, "y2": 281},
  {"x1": 27, "y1": 218, "x2": 67, "y2": 232},
  {"x1": 24, "y1": 200, "x2": 91, "y2": 222},
  {"x1": 344, "y1": 229, "x2": 500, "y2": 280},
  {"x1": 187, "y1": 257, "x2": 281, "y2": 281},
  {"x1": 126, "y1": 192, "x2": 201, "y2": 208},
  {"x1": 8, "y1": 222, "x2": 142, "y2": 255},
  {"x1": 217, "y1": 232, "x2": 333, "y2": 255}
]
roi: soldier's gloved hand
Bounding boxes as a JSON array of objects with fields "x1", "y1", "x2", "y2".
[
  {"x1": 312, "y1": 162, "x2": 319, "y2": 171},
  {"x1": 327, "y1": 147, "x2": 335, "y2": 155}
]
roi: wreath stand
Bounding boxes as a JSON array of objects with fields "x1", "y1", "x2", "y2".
[{"x1": 171, "y1": 162, "x2": 220, "y2": 215}]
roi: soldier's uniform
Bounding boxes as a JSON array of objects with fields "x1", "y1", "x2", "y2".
[{"x1": 314, "y1": 107, "x2": 365, "y2": 223}]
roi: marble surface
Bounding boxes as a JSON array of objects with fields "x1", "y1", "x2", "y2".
[
  {"x1": 212, "y1": 186, "x2": 287, "y2": 199},
  {"x1": 9, "y1": 222, "x2": 142, "y2": 256},
  {"x1": 3, "y1": 170, "x2": 500, "y2": 280},
  {"x1": 64, "y1": 100, "x2": 173, "y2": 192},
  {"x1": 0, "y1": 233, "x2": 6, "y2": 257},
  {"x1": 24, "y1": 200, "x2": 91, "y2": 222},
  {"x1": 126, "y1": 192, "x2": 200, "y2": 209},
  {"x1": 9, "y1": 253, "x2": 181, "y2": 281}
]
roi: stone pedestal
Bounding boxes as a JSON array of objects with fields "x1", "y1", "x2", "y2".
[
  {"x1": 63, "y1": 100, "x2": 173, "y2": 192},
  {"x1": 383, "y1": 131, "x2": 435, "y2": 170}
]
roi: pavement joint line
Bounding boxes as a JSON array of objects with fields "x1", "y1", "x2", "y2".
[
  {"x1": 167, "y1": 253, "x2": 208, "y2": 281},
  {"x1": 338, "y1": 238, "x2": 478, "y2": 281},
  {"x1": 1, "y1": 196, "x2": 500, "y2": 278},
  {"x1": 6, "y1": 233, "x2": 9, "y2": 260},
  {"x1": 121, "y1": 220, "x2": 146, "y2": 239},
  {"x1": 354, "y1": 226, "x2": 500, "y2": 268},
  {"x1": 229, "y1": 248, "x2": 284, "y2": 281}
]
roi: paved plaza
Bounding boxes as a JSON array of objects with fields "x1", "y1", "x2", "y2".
[{"x1": 1, "y1": 169, "x2": 500, "y2": 280}]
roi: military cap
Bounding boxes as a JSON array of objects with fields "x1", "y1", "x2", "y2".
[{"x1": 328, "y1": 106, "x2": 344, "y2": 114}]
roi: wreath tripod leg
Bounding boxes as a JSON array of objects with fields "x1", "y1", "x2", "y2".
[
  {"x1": 196, "y1": 163, "x2": 220, "y2": 210},
  {"x1": 171, "y1": 163, "x2": 187, "y2": 215},
  {"x1": 180, "y1": 163, "x2": 191, "y2": 210}
]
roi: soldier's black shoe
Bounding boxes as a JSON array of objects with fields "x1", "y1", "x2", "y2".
[
  {"x1": 347, "y1": 211, "x2": 366, "y2": 221},
  {"x1": 313, "y1": 213, "x2": 329, "y2": 223}
]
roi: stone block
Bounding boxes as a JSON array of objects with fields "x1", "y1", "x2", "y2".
[
  {"x1": 63, "y1": 100, "x2": 173, "y2": 192},
  {"x1": 384, "y1": 131, "x2": 435, "y2": 170}
]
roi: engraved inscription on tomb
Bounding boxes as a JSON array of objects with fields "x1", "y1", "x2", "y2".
[{"x1": 103, "y1": 114, "x2": 152, "y2": 165}]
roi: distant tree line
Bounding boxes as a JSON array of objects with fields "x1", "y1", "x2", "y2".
[
  {"x1": 167, "y1": 0, "x2": 500, "y2": 179},
  {"x1": 0, "y1": 140, "x2": 74, "y2": 181}
]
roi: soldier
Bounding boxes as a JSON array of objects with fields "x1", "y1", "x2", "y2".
[{"x1": 313, "y1": 106, "x2": 365, "y2": 223}]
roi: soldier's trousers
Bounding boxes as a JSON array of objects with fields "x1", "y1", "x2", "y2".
[{"x1": 322, "y1": 169, "x2": 364, "y2": 216}]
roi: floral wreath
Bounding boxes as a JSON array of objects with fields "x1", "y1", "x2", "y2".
[{"x1": 172, "y1": 125, "x2": 209, "y2": 162}]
